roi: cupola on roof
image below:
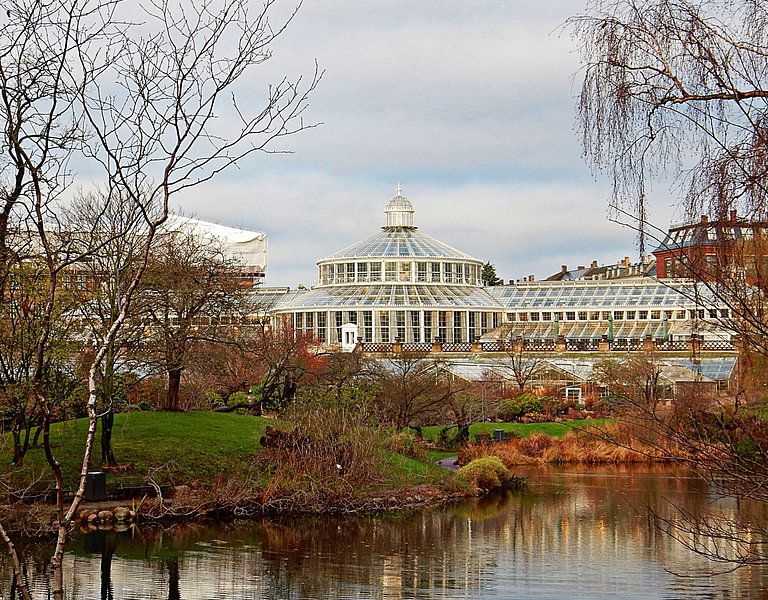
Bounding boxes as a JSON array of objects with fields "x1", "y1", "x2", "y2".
[
  {"x1": 318, "y1": 185, "x2": 482, "y2": 263},
  {"x1": 384, "y1": 184, "x2": 415, "y2": 228}
]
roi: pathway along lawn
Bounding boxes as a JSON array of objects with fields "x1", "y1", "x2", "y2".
[
  {"x1": 420, "y1": 419, "x2": 613, "y2": 443},
  {"x1": 2, "y1": 412, "x2": 272, "y2": 493}
]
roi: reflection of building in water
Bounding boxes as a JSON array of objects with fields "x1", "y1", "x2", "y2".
[{"x1": 7, "y1": 470, "x2": 766, "y2": 599}]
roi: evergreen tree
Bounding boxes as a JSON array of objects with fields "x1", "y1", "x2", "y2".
[{"x1": 481, "y1": 262, "x2": 502, "y2": 286}]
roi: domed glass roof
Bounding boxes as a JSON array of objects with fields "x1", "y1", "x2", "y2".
[
  {"x1": 320, "y1": 228, "x2": 481, "y2": 261},
  {"x1": 275, "y1": 284, "x2": 501, "y2": 310},
  {"x1": 319, "y1": 185, "x2": 481, "y2": 263}
]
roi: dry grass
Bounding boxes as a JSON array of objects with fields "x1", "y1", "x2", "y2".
[{"x1": 460, "y1": 424, "x2": 660, "y2": 466}]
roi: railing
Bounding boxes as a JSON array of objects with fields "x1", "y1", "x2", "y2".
[
  {"x1": 524, "y1": 339, "x2": 556, "y2": 352},
  {"x1": 701, "y1": 340, "x2": 735, "y2": 351},
  {"x1": 360, "y1": 342, "x2": 394, "y2": 353},
  {"x1": 566, "y1": 339, "x2": 600, "y2": 351},
  {"x1": 609, "y1": 339, "x2": 643, "y2": 351},
  {"x1": 442, "y1": 342, "x2": 473, "y2": 352},
  {"x1": 481, "y1": 341, "x2": 503, "y2": 352},
  {"x1": 355, "y1": 338, "x2": 735, "y2": 354},
  {"x1": 401, "y1": 342, "x2": 432, "y2": 352},
  {"x1": 654, "y1": 340, "x2": 688, "y2": 351}
]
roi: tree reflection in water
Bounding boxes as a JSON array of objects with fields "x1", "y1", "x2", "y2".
[{"x1": 3, "y1": 465, "x2": 768, "y2": 599}]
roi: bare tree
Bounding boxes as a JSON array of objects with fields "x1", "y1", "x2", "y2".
[
  {"x1": 0, "y1": 0, "x2": 319, "y2": 596},
  {"x1": 136, "y1": 223, "x2": 253, "y2": 411},
  {"x1": 591, "y1": 353, "x2": 665, "y2": 415},
  {"x1": 495, "y1": 328, "x2": 547, "y2": 392},
  {"x1": 570, "y1": 1, "x2": 768, "y2": 345},
  {"x1": 366, "y1": 353, "x2": 458, "y2": 432},
  {"x1": 570, "y1": 0, "x2": 768, "y2": 568},
  {"x1": 65, "y1": 191, "x2": 149, "y2": 466}
]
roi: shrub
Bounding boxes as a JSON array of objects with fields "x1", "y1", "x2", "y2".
[
  {"x1": 385, "y1": 431, "x2": 428, "y2": 462},
  {"x1": 227, "y1": 391, "x2": 249, "y2": 407},
  {"x1": 540, "y1": 396, "x2": 565, "y2": 418},
  {"x1": 499, "y1": 392, "x2": 543, "y2": 421},
  {"x1": 194, "y1": 389, "x2": 223, "y2": 411},
  {"x1": 460, "y1": 424, "x2": 656, "y2": 466},
  {"x1": 458, "y1": 456, "x2": 513, "y2": 490}
]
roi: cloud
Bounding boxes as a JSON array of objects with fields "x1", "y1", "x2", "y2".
[
  {"x1": 71, "y1": 0, "x2": 681, "y2": 288},
  {"x1": 176, "y1": 173, "x2": 676, "y2": 287}
]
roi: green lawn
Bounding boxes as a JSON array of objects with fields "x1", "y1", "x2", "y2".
[
  {"x1": 2, "y1": 411, "x2": 273, "y2": 491},
  {"x1": 419, "y1": 419, "x2": 613, "y2": 443}
]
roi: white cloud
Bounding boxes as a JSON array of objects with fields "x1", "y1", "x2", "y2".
[{"x1": 75, "y1": 0, "x2": 683, "y2": 287}]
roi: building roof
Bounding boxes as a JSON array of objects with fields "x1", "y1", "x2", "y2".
[
  {"x1": 652, "y1": 214, "x2": 768, "y2": 254},
  {"x1": 164, "y1": 214, "x2": 266, "y2": 245},
  {"x1": 274, "y1": 284, "x2": 501, "y2": 310},
  {"x1": 318, "y1": 186, "x2": 481, "y2": 263},
  {"x1": 488, "y1": 279, "x2": 720, "y2": 309},
  {"x1": 164, "y1": 214, "x2": 267, "y2": 273},
  {"x1": 319, "y1": 228, "x2": 481, "y2": 262},
  {"x1": 425, "y1": 356, "x2": 736, "y2": 383}
]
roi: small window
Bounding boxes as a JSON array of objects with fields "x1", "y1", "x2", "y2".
[
  {"x1": 385, "y1": 262, "x2": 397, "y2": 282},
  {"x1": 417, "y1": 262, "x2": 428, "y2": 282},
  {"x1": 530, "y1": 312, "x2": 540, "y2": 321},
  {"x1": 613, "y1": 311, "x2": 623, "y2": 320},
  {"x1": 507, "y1": 313, "x2": 516, "y2": 322},
  {"x1": 721, "y1": 308, "x2": 730, "y2": 319},
  {"x1": 626, "y1": 311, "x2": 636, "y2": 320},
  {"x1": 542, "y1": 312, "x2": 552, "y2": 321},
  {"x1": 370, "y1": 262, "x2": 382, "y2": 281},
  {"x1": 578, "y1": 311, "x2": 588, "y2": 320},
  {"x1": 431, "y1": 262, "x2": 441, "y2": 282},
  {"x1": 651, "y1": 310, "x2": 661, "y2": 319},
  {"x1": 518, "y1": 312, "x2": 528, "y2": 322},
  {"x1": 639, "y1": 310, "x2": 648, "y2": 320},
  {"x1": 566, "y1": 311, "x2": 576, "y2": 321},
  {"x1": 675, "y1": 310, "x2": 686, "y2": 319}
]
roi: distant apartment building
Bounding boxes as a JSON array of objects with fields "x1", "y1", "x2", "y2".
[{"x1": 653, "y1": 211, "x2": 768, "y2": 282}]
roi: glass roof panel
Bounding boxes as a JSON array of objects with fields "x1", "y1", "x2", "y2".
[{"x1": 320, "y1": 228, "x2": 481, "y2": 262}]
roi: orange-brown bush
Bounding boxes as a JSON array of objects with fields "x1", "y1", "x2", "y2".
[{"x1": 460, "y1": 423, "x2": 659, "y2": 466}]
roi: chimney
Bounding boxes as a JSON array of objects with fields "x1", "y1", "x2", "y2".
[
  {"x1": 701, "y1": 215, "x2": 709, "y2": 223},
  {"x1": 529, "y1": 274, "x2": 536, "y2": 281},
  {"x1": 730, "y1": 209, "x2": 737, "y2": 222},
  {"x1": 561, "y1": 264, "x2": 568, "y2": 273},
  {"x1": 623, "y1": 256, "x2": 630, "y2": 267},
  {"x1": 591, "y1": 260, "x2": 598, "y2": 268},
  {"x1": 577, "y1": 265, "x2": 585, "y2": 270}
]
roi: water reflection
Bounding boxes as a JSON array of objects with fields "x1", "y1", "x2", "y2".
[{"x1": 4, "y1": 465, "x2": 768, "y2": 599}]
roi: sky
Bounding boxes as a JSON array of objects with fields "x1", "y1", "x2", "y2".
[{"x1": 174, "y1": 0, "x2": 680, "y2": 287}]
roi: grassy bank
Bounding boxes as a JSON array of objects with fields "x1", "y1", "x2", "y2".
[
  {"x1": 1, "y1": 412, "x2": 455, "y2": 497},
  {"x1": 419, "y1": 419, "x2": 614, "y2": 443},
  {"x1": 2, "y1": 412, "x2": 274, "y2": 491}
]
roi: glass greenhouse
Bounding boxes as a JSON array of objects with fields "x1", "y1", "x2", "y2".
[{"x1": 271, "y1": 188, "x2": 733, "y2": 349}]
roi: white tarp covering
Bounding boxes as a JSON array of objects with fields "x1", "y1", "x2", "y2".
[{"x1": 164, "y1": 214, "x2": 267, "y2": 275}]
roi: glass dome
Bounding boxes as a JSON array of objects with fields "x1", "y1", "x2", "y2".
[
  {"x1": 320, "y1": 228, "x2": 480, "y2": 261},
  {"x1": 385, "y1": 185, "x2": 415, "y2": 228}
]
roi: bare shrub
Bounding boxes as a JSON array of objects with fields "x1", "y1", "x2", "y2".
[{"x1": 461, "y1": 424, "x2": 658, "y2": 466}]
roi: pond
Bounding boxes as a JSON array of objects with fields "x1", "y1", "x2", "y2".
[{"x1": 4, "y1": 464, "x2": 768, "y2": 599}]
